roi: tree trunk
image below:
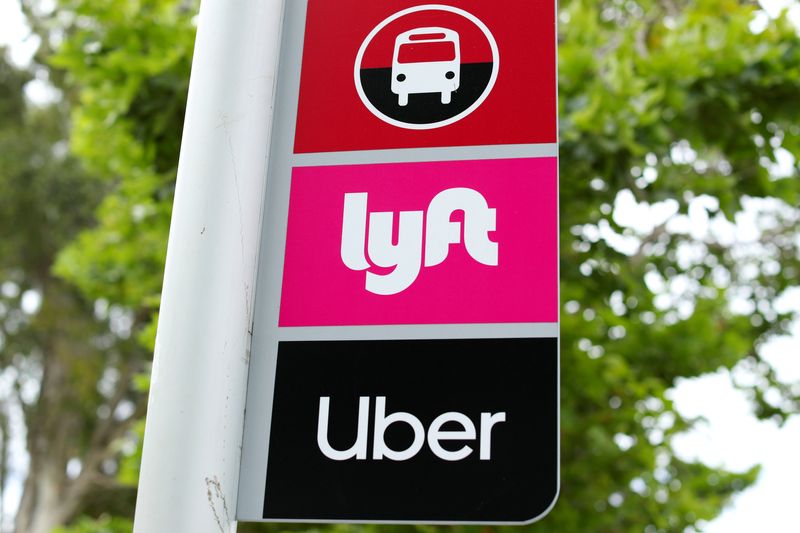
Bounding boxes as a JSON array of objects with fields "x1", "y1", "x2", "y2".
[
  {"x1": 14, "y1": 298, "x2": 82, "y2": 533},
  {"x1": 13, "y1": 280, "x2": 140, "y2": 532},
  {"x1": 15, "y1": 461, "x2": 73, "y2": 533}
]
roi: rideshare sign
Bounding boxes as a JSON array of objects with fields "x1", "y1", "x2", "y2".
[
  {"x1": 353, "y1": 5, "x2": 498, "y2": 128},
  {"x1": 238, "y1": 0, "x2": 558, "y2": 524}
]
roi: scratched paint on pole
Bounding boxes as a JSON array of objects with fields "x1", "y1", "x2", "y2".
[{"x1": 238, "y1": 0, "x2": 559, "y2": 524}]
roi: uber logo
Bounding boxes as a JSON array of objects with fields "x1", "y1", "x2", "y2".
[
  {"x1": 317, "y1": 396, "x2": 506, "y2": 461},
  {"x1": 262, "y1": 338, "x2": 558, "y2": 522},
  {"x1": 341, "y1": 187, "x2": 498, "y2": 295}
]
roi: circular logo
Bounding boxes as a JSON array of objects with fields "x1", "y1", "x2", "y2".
[{"x1": 354, "y1": 5, "x2": 499, "y2": 130}]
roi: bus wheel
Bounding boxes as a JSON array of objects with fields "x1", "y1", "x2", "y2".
[
  {"x1": 441, "y1": 91, "x2": 452, "y2": 104},
  {"x1": 398, "y1": 93, "x2": 409, "y2": 106}
]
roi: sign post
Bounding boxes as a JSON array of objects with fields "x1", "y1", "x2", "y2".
[
  {"x1": 238, "y1": 0, "x2": 559, "y2": 525},
  {"x1": 133, "y1": 1, "x2": 284, "y2": 531}
]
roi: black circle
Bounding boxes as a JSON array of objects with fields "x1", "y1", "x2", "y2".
[
  {"x1": 445, "y1": 71, "x2": 455, "y2": 80},
  {"x1": 396, "y1": 73, "x2": 406, "y2": 82}
]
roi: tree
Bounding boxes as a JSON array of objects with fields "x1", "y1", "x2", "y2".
[
  {"x1": 11, "y1": 0, "x2": 800, "y2": 531},
  {"x1": 0, "y1": 48, "x2": 146, "y2": 533}
]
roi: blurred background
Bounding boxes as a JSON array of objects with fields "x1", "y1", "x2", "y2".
[{"x1": 0, "y1": 0, "x2": 799, "y2": 532}]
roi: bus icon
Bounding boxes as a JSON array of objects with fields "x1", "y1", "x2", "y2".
[{"x1": 391, "y1": 27, "x2": 461, "y2": 106}]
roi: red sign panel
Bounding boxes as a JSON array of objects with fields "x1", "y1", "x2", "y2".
[{"x1": 294, "y1": 0, "x2": 557, "y2": 153}]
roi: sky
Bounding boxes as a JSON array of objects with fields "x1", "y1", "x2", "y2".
[
  {"x1": 1, "y1": 0, "x2": 799, "y2": 531},
  {"x1": 671, "y1": 330, "x2": 800, "y2": 533},
  {"x1": 0, "y1": 0, "x2": 34, "y2": 64}
]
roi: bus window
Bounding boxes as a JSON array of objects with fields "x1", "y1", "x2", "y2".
[{"x1": 398, "y1": 42, "x2": 456, "y2": 64}]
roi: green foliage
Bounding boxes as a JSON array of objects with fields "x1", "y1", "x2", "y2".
[
  {"x1": 53, "y1": 515, "x2": 132, "y2": 533},
  {"x1": 1, "y1": 42, "x2": 146, "y2": 533},
  {"x1": 50, "y1": 0, "x2": 195, "y2": 314},
  {"x1": 0, "y1": 55, "x2": 103, "y2": 277},
  {"x1": 0, "y1": 48, "x2": 110, "y2": 439},
  {"x1": 33, "y1": 0, "x2": 800, "y2": 531},
  {"x1": 116, "y1": 418, "x2": 144, "y2": 487}
]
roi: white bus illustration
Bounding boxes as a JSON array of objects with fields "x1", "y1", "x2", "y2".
[{"x1": 391, "y1": 27, "x2": 460, "y2": 106}]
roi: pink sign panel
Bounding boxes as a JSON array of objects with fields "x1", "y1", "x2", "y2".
[{"x1": 279, "y1": 157, "x2": 557, "y2": 327}]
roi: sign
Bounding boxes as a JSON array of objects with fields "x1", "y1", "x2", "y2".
[
  {"x1": 353, "y1": 5, "x2": 499, "y2": 129},
  {"x1": 238, "y1": 0, "x2": 558, "y2": 525}
]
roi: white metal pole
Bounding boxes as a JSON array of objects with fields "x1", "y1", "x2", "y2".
[{"x1": 133, "y1": 0, "x2": 284, "y2": 531}]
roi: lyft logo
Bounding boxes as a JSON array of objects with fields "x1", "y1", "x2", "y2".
[{"x1": 340, "y1": 187, "x2": 498, "y2": 295}]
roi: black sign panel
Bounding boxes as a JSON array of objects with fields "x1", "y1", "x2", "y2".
[{"x1": 262, "y1": 338, "x2": 558, "y2": 523}]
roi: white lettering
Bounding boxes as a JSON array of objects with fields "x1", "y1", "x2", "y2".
[
  {"x1": 317, "y1": 396, "x2": 506, "y2": 461},
  {"x1": 479, "y1": 412, "x2": 506, "y2": 460},
  {"x1": 425, "y1": 187, "x2": 497, "y2": 267},
  {"x1": 340, "y1": 188, "x2": 498, "y2": 295},
  {"x1": 427, "y1": 412, "x2": 476, "y2": 461},
  {"x1": 340, "y1": 193, "x2": 370, "y2": 271},
  {"x1": 365, "y1": 211, "x2": 423, "y2": 295},
  {"x1": 316, "y1": 396, "x2": 370, "y2": 461},
  {"x1": 372, "y1": 396, "x2": 425, "y2": 461}
]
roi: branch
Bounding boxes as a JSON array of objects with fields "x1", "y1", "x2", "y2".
[{"x1": 630, "y1": 221, "x2": 670, "y2": 266}]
